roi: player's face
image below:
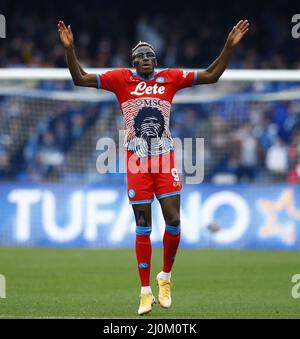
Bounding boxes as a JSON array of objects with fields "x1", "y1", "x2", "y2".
[
  {"x1": 132, "y1": 46, "x2": 157, "y2": 77},
  {"x1": 141, "y1": 116, "x2": 161, "y2": 137}
]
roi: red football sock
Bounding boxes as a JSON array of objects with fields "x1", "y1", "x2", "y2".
[
  {"x1": 163, "y1": 224, "x2": 181, "y2": 273},
  {"x1": 136, "y1": 232, "x2": 152, "y2": 287}
]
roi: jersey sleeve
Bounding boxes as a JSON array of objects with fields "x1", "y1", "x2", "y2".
[
  {"x1": 168, "y1": 69, "x2": 197, "y2": 91},
  {"x1": 97, "y1": 69, "x2": 124, "y2": 93}
]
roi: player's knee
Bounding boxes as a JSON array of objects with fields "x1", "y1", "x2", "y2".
[
  {"x1": 136, "y1": 216, "x2": 148, "y2": 227},
  {"x1": 134, "y1": 209, "x2": 150, "y2": 227},
  {"x1": 165, "y1": 216, "x2": 180, "y2": 227},
  {"x1": 135, "y1": 210, "x2": 152, "y2": 234}
]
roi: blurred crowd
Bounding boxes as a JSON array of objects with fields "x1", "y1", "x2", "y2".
[
  {"x1": 171, "y1": 99, "x2": 300, "y2": 184},
  {"x1": 1, "y1": 91, "x2": 300, "y2": 184},
  {"x1": 1, "y1": 0, "x2": 300, "y2": 184},
  {"x1": 22, "y1": 104, "x2": 100, "y2": 181},
  {"x1": 0, "y1": 0, "x2": 300, "y2": 69}
]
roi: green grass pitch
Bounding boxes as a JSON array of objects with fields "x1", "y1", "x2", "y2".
[{"x1": 0, "y1": 247, "x2": 299, "y2": 318}]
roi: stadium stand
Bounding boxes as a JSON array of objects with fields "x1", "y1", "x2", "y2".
[{"x1": 0, "y1": 0, "x2": 300, "y2": 184}]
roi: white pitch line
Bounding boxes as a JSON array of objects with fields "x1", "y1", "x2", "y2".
[
  {"x1": 0, "y1": 315, "x2": 138, "y2": 319},
  {"x1": 0, "y1": 315, "x2": 104, "y2": 319}
]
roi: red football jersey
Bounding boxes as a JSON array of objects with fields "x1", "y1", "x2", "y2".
[{"x1": 97, "y1": 69, "x2": 197, "y2": 157}]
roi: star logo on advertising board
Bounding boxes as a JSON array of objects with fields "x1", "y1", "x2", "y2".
[{"x1": 258, "y1": 189, "x2": 300, "y2": 245}]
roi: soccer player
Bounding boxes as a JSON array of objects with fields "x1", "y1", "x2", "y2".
[{"x1": 58, "y1": 19, "x2": 249, "y2": 315}]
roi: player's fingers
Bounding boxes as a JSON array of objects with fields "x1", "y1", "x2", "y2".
[
  {"x1": 239, "y1": 28, "x2": 249, "y2": 38},
  {"x1": 61, "y1": 21, "x2": 67, "y2": 30},
  {"x1": 240, "y1": 20, "x2": 249, "y2": 31},
  {"x1": 68, "y1": 25, "x2": 72, "y2": 33},
  {"x1": 235, "y1": 20, "x2": 243, "y2": 29},
  {"x1": 58, "y1": 21, "x2": 65, "y2": 32},
  {"x1": 241, "y1": 22, "x2": 250, "y2": 33},
  {"x1": 241, "y1": 20, "x2": 250, "y2": 30}
]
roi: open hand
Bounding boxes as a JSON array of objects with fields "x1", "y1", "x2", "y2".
[
  {"x1": 57, "y1": 20, "x2": 74, "y2": 49},
  {"x1": 226, "y1": 20, "x2": 250, "y2": 48}
]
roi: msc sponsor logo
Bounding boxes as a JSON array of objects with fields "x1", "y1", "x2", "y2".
[{"x1": 135, "y1": 98, "x2": 164, "y2": 107}]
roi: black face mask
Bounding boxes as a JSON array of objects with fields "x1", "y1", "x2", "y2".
[{"x1": 132, "y1": 51, "x2": 157, "y2": 67}]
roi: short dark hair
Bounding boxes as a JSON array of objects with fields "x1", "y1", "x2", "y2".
[{"x1": 132, "y1": 41, "x2": 155, "y2": 56}]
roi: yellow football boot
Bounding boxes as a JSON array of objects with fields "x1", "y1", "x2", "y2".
[
  {"x1": 156, "y1": 274, "x2": 172, "y2": 308},
  {"x1": 138, "y1": 293, "x2": 156, "y2": 315}
]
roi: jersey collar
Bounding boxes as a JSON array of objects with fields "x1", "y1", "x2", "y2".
[{"x1": 131, "y1": 70, "x2": 158, "y2": 81}]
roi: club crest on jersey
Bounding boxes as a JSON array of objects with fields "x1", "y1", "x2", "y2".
[
  {"x1": 156, "y1": 76, "x2": 165, "y2": 83},
  {"x1": 128, "y1": 189, "x2": 136, "y2": 198},
  {"x1": 130, "y1": 82, "x2": 165, "y2": 96}
]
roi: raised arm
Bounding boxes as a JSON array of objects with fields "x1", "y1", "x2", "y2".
[
  {"x1": 195, "y1": 20, "x2": 250, "y2": 85},
  {"x1": 57, "y1": 21, "x2": 98, "y2": 87}
]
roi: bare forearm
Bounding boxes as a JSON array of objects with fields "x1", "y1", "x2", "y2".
[
  {"x1": 66, "y1": 45, "x2": 86, "y2": 75},
  {"x1": 65, "y1": 46, "x2": 96, "y2": 87},
  {"x1": 65, "y1": 46, "x2": 85, "y2": 84},
  {"x1": 195, "y1": 20, "x2": 249, "y2": 85},
  {"x1": 206, "y1": 43, "x2": 233, "y2": 73},
  {"x1": 78, "y1": 63, "x2": 87, "y2": 76},
  {"x1": 206, "y1": 43, "x2": 235, "y2": 80},
  {"x1": 196, "y1": 43, "x2": 234, "y2": 84}
]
